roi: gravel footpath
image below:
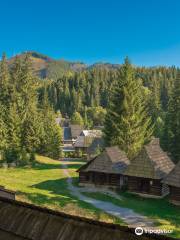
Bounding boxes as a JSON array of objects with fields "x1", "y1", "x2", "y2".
[{"x1": 61, "y1": 160, "x2": 154, "y2": 227}]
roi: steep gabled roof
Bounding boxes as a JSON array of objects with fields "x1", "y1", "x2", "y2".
[
  {"x1": 74, "y1": 130, "x2": 103, "y2": 148},
  {"x1": 125, "y1": 138, "x2": 175, "y2": 179},
  {"x1": 106, "y1": 146, "x2": 128, "y2": 163},
  {"x1": 74, "y1": 131, "x2": 103, "y2": 149},
  {"x1": 87, "y1": 138, "x2": 104, "y2": 155},
  {"x1": 0, "y1": 197, "x2": 173, "y2": 240},
  {"x1": 70, "y1": 124, "x2": 83, "y2": 139},
  {"x1": 163, "y1": 161, "x2": 180, "y2": 188},
  {"x1": 80, "y1": 130, "x2": 102, "y2": 137},
  {"x1": 78, "y1": 146, "x2": 130, "y2": 174},
  {"x1": 74, "y1": 136, "x2": 93, "y2": 148}
]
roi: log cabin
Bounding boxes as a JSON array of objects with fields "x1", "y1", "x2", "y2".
[
  {"x1": 62, "y1": 123, "x2": 83, "y2": 144},
  {"x1": 163, "y1": 161, "x2": 180, "y2": 206},
  {"x1": 70, "y1": 124, "x2": 84, "y2": 141},
  {"x1": 0, "y1": 197, "x2": 174, "y2": 240},
  {"x1": 77, "y1": 146, "x2": 130, "y2": 189},
  {"x1": 125, "y1": 138, "x2": 175, "y2": 198},
  {"x1": 74, "y1": 130, "x2": 103, "y2": 157},
  {"x1": 87, "y1": 137, "x2": 104, "y2": 160},
  {"x1": 80, "y1": 130, "x2": 102, "y2": 137}
]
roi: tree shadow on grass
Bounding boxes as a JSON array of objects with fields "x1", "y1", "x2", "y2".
[
  {"x1": 18, "y1": 177, "x2": 106, "y2": 218},
  {"x1": 32, "y1": 177, "x2": 72, "y2": 194},
  {"x1": 32, "y1": 162, "x2": 83, "y2": 170},
  {"x1": 23, "y1": 191, "x2": 76, "y2": 208},
  {"x1": 120, "y1": 192, "x2": 180, "y2": 227},
  {"x1": 19, "y1": 190, "x2": 112, "y2": 223},
  {"x1": 17, "y1": 177, "x2": 79, "y2": 208}
]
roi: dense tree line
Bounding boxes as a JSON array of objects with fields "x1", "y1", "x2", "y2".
[
  {"x1": 44, "y1": 63, "x2": 177, "y2": 121},
  {"x1": 0, "y1": 52, "x2": 179, "y2": 163},
  {"x1": 0, "y1": 54, "x2": 62, "y2": 165},
  {"x1": 162, "y1": 72, "x2": 180, "y2": 161},
  {"x1": 43, "y1": 66, "x2": 118, "y2": 126},
  {"x1": 42, "y1": 60, "x2": 179, "y2": 161}
]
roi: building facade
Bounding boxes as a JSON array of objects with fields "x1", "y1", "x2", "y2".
[
  {"x1": 163, "y1": 161, "x2": 180, "y2": 205},
  {"x1": 77, "y1": 146, "x2": 130, "y2": 189},
  {"x1": 125, "y1": 138, "x2": 175, "y2": 198}
]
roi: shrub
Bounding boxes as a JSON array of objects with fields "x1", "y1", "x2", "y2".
[{"x1": 3, "y1": 148, "x2": 21, "y2": 164}]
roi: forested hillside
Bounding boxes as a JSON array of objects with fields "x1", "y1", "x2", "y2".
[
  {"x1": 37, "y1": 53, "x2": 179, "y2": 161},
  {"x1": 9, "y1": 51, "x2": 86, "y2": 78},
  {"x1": 1, "y1": 51, "x2": 180, "y2": 163},
  {"x1": 0, "y1": 53, "x2": 62, "y2": 165}
]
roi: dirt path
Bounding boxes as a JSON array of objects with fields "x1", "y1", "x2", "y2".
[{"x1": 61, "y1": 160, "x2": 154, "y2": 227}]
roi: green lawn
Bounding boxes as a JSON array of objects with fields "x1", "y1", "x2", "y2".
[
  {"x1": 82, "y1": 191, "x2": 180, "y2": 238},
  {"x1": 0, "y1": 155, "x2": 122, "y2": 224},
  {"x1": 0, "y1": 156, "x2": 179, "y2": 238}
]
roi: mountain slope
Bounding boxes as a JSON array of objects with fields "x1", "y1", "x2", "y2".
[{"x1": 8, "y1": 51, "x2": 87, "y2": 79}]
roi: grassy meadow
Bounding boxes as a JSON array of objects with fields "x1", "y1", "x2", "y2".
[{"x1": 0, "y1": 155, "x2": 122, "y2": 224}]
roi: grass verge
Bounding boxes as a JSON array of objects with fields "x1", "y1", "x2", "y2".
[
  {"x1": 82, "y1": 191, "x2": 180, "y2": 238},
  {"x1": 0, "y1": 155, "x2": 122, "y2": 224}
]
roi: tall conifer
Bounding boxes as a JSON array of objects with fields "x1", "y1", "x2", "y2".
[
  {"x1": 39, "y1": 88, "x2": 62, "y2": 159},
  {"x1": 165, "y1": 71, "x2": 180, "y2": 161},
  {"x1": 104, "y1": 58, "x2": 153, "y2": 158},
  {"x1": 0, "y1": 53, "x2": 10, "y2": 105}
]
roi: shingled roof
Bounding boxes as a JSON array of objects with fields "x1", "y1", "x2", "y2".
[
  {"x1": 74, "y1": 130, "x2": 103, "y2": 148},
  {"x1": 0, "y1": 197, "x2": 174, "y2": 240},
  {"x1": 87, "y1": 138, "x2": 104, "y2": 155},
  {"x1": 125, "y1": 138, "x2": 175, "y2": 179},
  {"x1": 78, "y1": 146, "x2": 130, "y2": 174},
  {"x1": 163, "y1": 161, "x2": 180, "y2": 188},
  {"x1": 74, "y1": 135, "x2": 92, "y2": 148},
  {"x1": 80, "y1": 130, "x2": 102, "y2": 137},
  {"x1": 70, "y1": 124, "x2": 83, "y2": 139}
]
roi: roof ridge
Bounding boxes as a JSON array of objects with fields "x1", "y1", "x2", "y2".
[
  {"x1": 76, "y1": 156, "x2": 97, "y2": 172},
  {"x1": 163, "y1": 161, "x2": 180, "y2": 187},
  {"x1": 144, "y1": 147, "x2": 156, "y2": 178}
]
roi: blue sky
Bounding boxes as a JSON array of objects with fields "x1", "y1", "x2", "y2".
[{"x1": 0, "y1": 0, "x2": 180, "y2": 66}]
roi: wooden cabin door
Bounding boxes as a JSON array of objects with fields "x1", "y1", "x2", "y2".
[
  {"x1": 94, "y1": 172, "x2": 106, "y2": 185},
  {"x1": 139, "y1": 179, "x2": 150, "y2": 193},
  {"x1": 120, "y1": 176, "x2": 124, "y2": 187}
]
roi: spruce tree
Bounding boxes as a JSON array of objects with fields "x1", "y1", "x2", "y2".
[
  {"x1": 38, "y1": 88, "x2": 62, "y2": 159},
  {"x1": 3, "y1": 103, "x2": 22, "y2": 163},
  {"x1": 0, "y1": 104, "x2": 7, "y2": 151},
  {"x1": 83, "y1": 106, "x2": 88, "y2": 128},
  {"x1": 165, "y1": 71, "x2": 180, "y2": 161},
  {"x1": 148, "y1": 75, "x2": 162, "y2": 137},
  {"x1": 0, "y1": 53, "x2": 63, "y2": 163},
  {"x1": 103, "y1": 58, "x2": 153, "y2": 159},
  {"x1": 10, "y1": 56, "x2": 23, "y2": 103},
  {"x1": 103, "y1": 110, "x2": 116, "y2": 145},
  {"x1": 0, "y1": 54, "x2": 9, "y2": 100},
  {"x1": 71, "y1": 111, "x2": 84, "y2": 126},
  {"x1": 0, "y1": 53, "x2": 10, "y2": 105},
  {"x1": 17, "y1": 55, "x2": 40, "y2": 158}
]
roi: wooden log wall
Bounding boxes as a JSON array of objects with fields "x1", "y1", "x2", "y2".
[
  {"x1": 79, "y1": 172, "x2": 90, "y2": 183},
  {"x1": 149, "y1": 180, "x2": 162, "y2": 196},
  {"x1": 169, "y1": 186, "x2": 180, "y2": 202},
  {"x1": 127, "y1": 176, "x2": 139, "y2": 192}
]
